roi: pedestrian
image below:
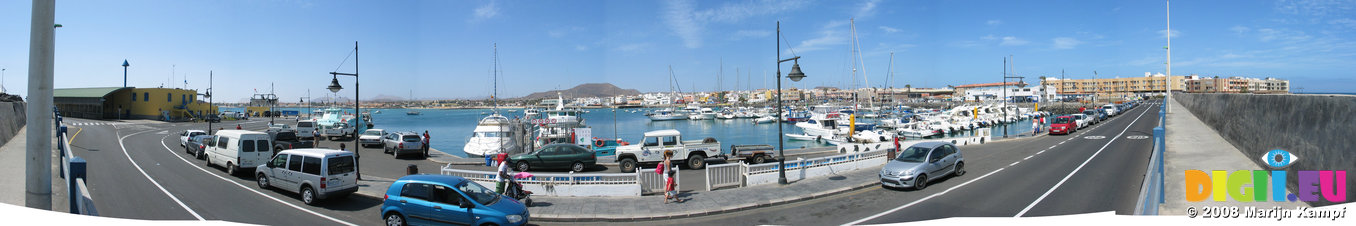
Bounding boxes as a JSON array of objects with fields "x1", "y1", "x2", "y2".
[
  {"x1": 496, "y1": 154, "x2": 511, "y2": 194},
  {"x1": 422, "y1": 130, "x2": 431, "y2": 157},
  {"x1": 340, "y1": 143, "x2": 346, "y2": 152},
  {"x1": 236, "y1": 124, "x2": 242, "y2": 130},
  {"x1": 1032, "y1": 118, "x2": 1040, "y2": 135},
  {"x1": 662, "y1": 150, "x2": 681, "y2": 204}
]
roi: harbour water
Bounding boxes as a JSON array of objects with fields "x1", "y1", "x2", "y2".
[{"x1": 227, "y1": 107, "x2": 1047, "y2": 157}]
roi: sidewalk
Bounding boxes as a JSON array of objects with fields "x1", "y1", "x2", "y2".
[
  {"x1": 1159, "y1": 98, "x2": 1307, "y2": 214},
  {"x1": 528, "y1": 165, "x2": 882, "y2": 221},
  {"x1": 0, "y1": 126, "x2": 67, "y2": 210}
]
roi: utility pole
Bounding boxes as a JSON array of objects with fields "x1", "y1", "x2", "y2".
[
  {"x1": 1165, "y1": 0, "x2": 1173, "y2": 112},
  {"x1": 208, "y1": 71, "x2": 214, "y2": 134},
  {"x1": 26, "y1": 0, "x2": 55, "y2": 210}
]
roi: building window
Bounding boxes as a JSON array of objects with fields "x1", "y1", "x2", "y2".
[
  {"x1": 132, "y1": 93, "x2": 136, "y2": 102},
  {"x1": 143, "y1": 92, "x2": 149, "y2": 101},
  {"x1": 167, "y1": 93, "x2": 172, "y2": 102}
]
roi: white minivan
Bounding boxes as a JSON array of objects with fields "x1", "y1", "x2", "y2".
[
  {"x1": 205, "y1": 130, "x2": 273, "y2": 176},
  {"x1": 1102, "y1": 104, "x2": 1119, "y2": 116},
  {"x1": 295, "y1": 120, "x2": 317, "y2": 139},
  {"x1": 256, "y1": 148, "x2": 358, "y2": 205}
]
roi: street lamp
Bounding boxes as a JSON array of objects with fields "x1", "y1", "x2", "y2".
[
  {"x1": 122, "y1": 60, "x2": 129, "y2": 88},
  {"x1": 776, "y1": 21, "x2": 808, "y2": 185},
  {"x1": 328, "y1": 41, "x2": 362, "y2": 180}
]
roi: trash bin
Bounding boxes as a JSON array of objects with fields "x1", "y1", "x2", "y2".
[
  {"x1": 485, "y1": 155, "x2": 493, "y2": 166},
  {"x1": 407, "y1": 164, "x2": 419, "y2": 175}
]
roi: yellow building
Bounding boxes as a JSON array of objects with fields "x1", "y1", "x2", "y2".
[{"x1": 55, "y1": 87, "x2": 217, "y2": 120}]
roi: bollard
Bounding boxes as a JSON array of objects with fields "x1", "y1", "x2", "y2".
[
  {"x1": 67, "y1": 157, "x2": 87, "y2": 214},
  {"x1": 407, "y1": 164, "x2": 419, "y2": 175}
]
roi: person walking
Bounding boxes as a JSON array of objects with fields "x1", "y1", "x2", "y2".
[
  {"x1": 662, "y1": 151, "x2": 682, "y2": 204},
  {"x1": 1032, "y1": 117, "x2": 1040, "y2": 135},
  {"x1": 496, "y1": 155, "x2": 511, "y2": 194},
  {"x1": 422, "y1": 130, "x2": 431, "y2": 157},
  {"x1": 236, "y1": 124, "x2": 242, "y2": 130}
]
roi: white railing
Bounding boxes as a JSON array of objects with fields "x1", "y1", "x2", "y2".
[
  {"x1": 441, "y1": 165, "x2": 643, "y2": 197},
  {"x1": 705, "y1": 163, "x2": 746, "y2": 191},
  {"x1": 637, "y1": 167, "x2": 679, "y2": 195}
]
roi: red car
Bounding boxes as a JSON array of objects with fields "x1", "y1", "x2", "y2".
[{"x1": 1049, "y1": 116, "x2": 1077, "y2": 135}]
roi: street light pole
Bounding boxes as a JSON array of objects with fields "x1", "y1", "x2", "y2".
[
  {"x1": 775, "y1": 21, "x2": 807, "y2": 185},
  {"x1": 208, "y1": 71, "x2": 214, "y2": 134},
  {"x1": 329, "y1": 41, "x2": 361, "y2": 180}
]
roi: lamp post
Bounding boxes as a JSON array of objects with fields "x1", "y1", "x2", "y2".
[
  {"x1": 122, "y1": 60, "x2": 129, "y2": 88},
  {"x1": 328, "y1": 41, "x2": 361, "y2": 180},
  {"x1": 776, "y1": 21, "x2": 808, "y2": 185},
  {"x1": 207, "y1": 71, "x2": 213, "y2": 134}
]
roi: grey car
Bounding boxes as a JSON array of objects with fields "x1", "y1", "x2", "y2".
[{"x1": 879, "y1": 142, "x2": 965, "y2": 190}]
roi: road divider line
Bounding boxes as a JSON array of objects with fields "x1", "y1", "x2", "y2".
[
  {"x1": 157, "y1": 134, "x2": 358, "y2": 226},
  {"x1": 1014, "y1": 103, "x2": 1152, "y2": 217},
  {"x1": 844, "y1": 167, "x2": 1007, "y2": 225},
  {"x1": 117, "y1": 129, "x2": 205, "y2": 221},
  {"x1": 1009, "y1": 162, "x2": 1019, "y2": 167},
  {"x1": 1023, "y1": 155, "x2": 1032, "y2": 160}
]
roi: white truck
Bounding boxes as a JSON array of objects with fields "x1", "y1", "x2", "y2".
[{"x1": 615, "y1": 129, "x2": 723, "y2": 173}]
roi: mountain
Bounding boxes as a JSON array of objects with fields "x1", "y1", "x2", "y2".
[
  {"x1": 369, "y1": 94, "x2": 405, "y2": 102},
  {"x1": 519, "y1": 83, "x2": 640, "y2": 100}
]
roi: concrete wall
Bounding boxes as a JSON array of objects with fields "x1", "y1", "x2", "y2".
[
  {"x1": 1174, "y1": 93, "x2": 1355, "y2": 206},
  {"x1": 0, "y1": 102, "x2": 26, "y2": 145}
]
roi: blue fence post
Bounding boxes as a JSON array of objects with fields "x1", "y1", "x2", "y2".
[
  {"x1": 1153, "y1": 126, "x2": 1165, "y2": 204},
  {"x1": 59, "y1": 125, "x2": 68, "y2": 176},
  {"x1": 67, "y1": 157, "x2": 87, "y2": 214}
]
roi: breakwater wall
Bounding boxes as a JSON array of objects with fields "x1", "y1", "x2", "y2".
[
  {"x1": 0, "y1": 101, "x2": 26, "y2": 145},
  {"x1": 1174, "y1": 93, "x2": 1355, "y2": 206}
]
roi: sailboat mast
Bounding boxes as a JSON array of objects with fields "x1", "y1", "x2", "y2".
[{"x1": 493, "y1": 43, "x2": 499, "y2": 113}]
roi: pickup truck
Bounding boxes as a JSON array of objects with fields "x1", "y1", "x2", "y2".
[
  {"x1": 728, "y1": 144, "x2": 777, "y2": 164},
  {"x1": 268, "y1": 131, "x2": 314, "y2": 154},
  {"x1": 614, "y1": 129, "x2": 723, "y2": 173}
]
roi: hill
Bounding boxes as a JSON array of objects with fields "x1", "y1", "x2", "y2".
[{"x1": 519, "y1": 83, "x2": 640, "y2": 99}]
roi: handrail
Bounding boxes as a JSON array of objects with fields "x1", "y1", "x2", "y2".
[
  {"x1": 1134, "y1": 100, "x2": 1167, "y2": 215},
  {"x1": 54, "y1": 108, "x2": 97, "y2": 215}
]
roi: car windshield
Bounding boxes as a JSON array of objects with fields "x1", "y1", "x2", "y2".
[
  {"x1": 894, "y1": 146, "x2": 931, "y2": 163},
  {"x1": 1073, "y1": 115, "x2": 1085, "y2": 119},
  {"x1": 1083, "y1": 111, "x2": 1096, "y2": 115},
  {"x1": 363, "y1": 130, "x2": 381, "y2": 136},
  {"x1": 1053, "y1": 117, "x2": 1072, "y2": 124},
  {"x1": 457, "y1": 181, "x2": 500, "y2": 205},
  {"x1": 297, "y1": 122, "x2": 314, "y2": 127}
]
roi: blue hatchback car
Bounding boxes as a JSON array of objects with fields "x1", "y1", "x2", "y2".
[{"x1": 381, "y1": 175, "x2": 529, "y2": 226}]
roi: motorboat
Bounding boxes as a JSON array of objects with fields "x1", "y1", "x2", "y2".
[
  {"x1": 463, "y1": 114, "x2": 517, "y2": 157},
  {"x1": 753, "y1": 116, "x2": 777, "y2": 124},
  {"x1": 716, "y1": 109, "x2": 738, "y2": 119},
  {"x1": 647, "y1": 108, "x2": 686, "y2": 121},
  {"x1": 688, "y1": 108, "x2": 716, "y2": 120}
]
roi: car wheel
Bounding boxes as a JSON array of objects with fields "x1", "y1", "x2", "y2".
[
  {"x1": 914, "y1": 174, "x2": 928, "y2": 190},
  {"x1": 227, "y1": 163, "x2": 237, "y2": 176},
  {"x1": 571, "y1": 162, "x2": 585, "y2": 172},
  {"x1": 384, "y1": 145, "x2": 391, "y2": 154},
  {"x1": 385, "y1": 213, "x2": 406, "y2": 226},
  {"x1": 687, "y1": 154, "x2": 706, "y2": 169},
  {"x1": 205, "y1": 156, "x2": 212, "y2": 167},
  {"x1": 516, "y1": 161, "x2": 530, "y2": 172},
  {"x1": 392, "y1": 149, "x2": 399, "y2": 158},
  {"x1": 954, "y1": 162, "x2": 966, "y2": 176},
  {"x1": 752, "y1": 155, "x2": 766, "y2": 164},
  {"x1": 257, "y1": 173, "x2": 271, "y2": 189},
  {"x1": 619, "y1": 158, "x2": 637, "y2": 173},
  {"x1": 301, "y1": 186, "x2": 316, "y2": 205}
]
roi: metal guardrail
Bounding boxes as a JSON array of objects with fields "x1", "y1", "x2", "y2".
[
  {"x1": 1135, "y1": 101, "x2": 1168, "y2": 215},
  {"x1": 54, "y1": 109, "x2": 97, "y2": 215}
]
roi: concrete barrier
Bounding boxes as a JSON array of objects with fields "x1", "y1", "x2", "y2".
[
  {"x1": 0, "y1": 102, "x2": 26, "y2": 145},
  {"x1": 1174, "y1": 93, "x2": 1355, "y2": 206}
]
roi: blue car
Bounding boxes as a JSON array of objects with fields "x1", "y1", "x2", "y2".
[{"x1": 381, "y1": 175, "x2": 529, "y2": 226}]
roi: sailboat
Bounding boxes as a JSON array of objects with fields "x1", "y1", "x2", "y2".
[
  {"x1": 406, "y1": 90, "x2": 422, "y2": 115},
  {"x1": 649, "y1": 66, "x2": 689, "y2": 121},
  {"x1": 464, "y1": 43, "x2": 518, "y2": 156}
]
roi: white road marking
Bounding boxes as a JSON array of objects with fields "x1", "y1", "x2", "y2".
[
  {"x1": 1009, "y1": 162, "x2": 1019, "y2": 167},
  {"x1": 117, "y1": 129, "x2": 205, "y2": 220},
  {"x1": 1023, "y1": 155, "x2": 1033, "y2": 160},
  {"x1": 157, "y1": 134, "x2": 358, "y2": 226},
  {"x1": 1014, "y1": 104, "x2": 1152, "y2": 217},
  {"x1": 1037, "y1": 150, "x2": 1045, "y2": 155},
  {"x1": 844, "y1": 167, "x2": 1007, "y2": 225}
]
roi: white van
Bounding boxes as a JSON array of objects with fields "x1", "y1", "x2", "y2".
[
  {"x1": 295, "y1": 120, "x2": 317, "y2": 139},
  {"x1": 205, "y1": 130, "x2": 273, "y2": 176},
  {"x1": 255, "y1": 148, "x2": 358, "y2": 205},
  {"x1": 1101, "y1": 104, "x2": 1119, "y2": 116}
]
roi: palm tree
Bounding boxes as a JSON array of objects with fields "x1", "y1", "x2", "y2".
[{"x1": 905, "y1": 84, "x2": 912, "y2": 99}]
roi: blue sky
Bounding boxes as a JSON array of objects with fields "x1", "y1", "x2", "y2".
[{"x1": 1, "y1": 0, "x2": 1353, "y2": 102}]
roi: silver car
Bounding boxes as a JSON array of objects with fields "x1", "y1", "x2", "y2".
[{"x1": 879, "y1": 142, "x2": 965, "y2": 190}]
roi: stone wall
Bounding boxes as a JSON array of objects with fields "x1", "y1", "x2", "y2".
[
  {"x1": 0, "y1": 101, "x2": 26, "y2": 146},
  {"x1": 1174, "y1": 93, "x2": 1355, "y2": 206}
]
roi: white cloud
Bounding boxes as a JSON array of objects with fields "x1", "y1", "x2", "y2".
[
  {"x1": 732, "y1": 30, "x2": 771, "y2": 40},
  {"x1": 1230, "y1": 25, "x2": 1250, "y2": 35},
  {"x1": 1331, "y1": 18, "x2": 1356, "y2": 29},
  {"x1": 791, "y1": 20, "x2": 849, "y2": 53},
  {"x1": 855, "y1": 0, "x2": 882, "y2": 19},
  {"x1": 879, "y1": 26, "x2": 900, "y2": 33},
  {"x1": 1053, "y1": 37, "x2": 1082, "y2": 49},
  {"x1": 615, "y1": 43, "x2": 650, "y2": 52},
  {"x1": 1000, "y1": 36, "x2": 1028, "y2": 46},
  {"x1": 1158, "y1": 29, "x2": 1180, "y2": 38},
  {"x1": 472, "y1": 1, "x2": 500, "y2": 22},
  {"x1": 1257, "y1": 28, "x2": 1312, "y2": 42},
  {"x1": 662, "y1": 0, "x2": 809, "y2": 48},
  {"x1": 575, "y1": 45, "x2": 589, "y2": 51},
  {"x1": 986, "y1": 19, "x2": 1003, "y2": 26},
  {"x1": 981, "y1": 34, "x2": 997, "y2": 40}
]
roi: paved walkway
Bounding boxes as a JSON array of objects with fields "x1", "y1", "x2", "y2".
[
  {"x1": 0, "y1": 126, "x2": 67, "y2": 210},
  {"x1": 1160, "y1": 97, "x2": 1307, "y2": 214}
]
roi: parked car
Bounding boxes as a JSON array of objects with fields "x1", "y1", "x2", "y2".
[
  {"x1": 508, "y1": 143, "x2": 598, "y2": 172},
  {"x1": 267, "y1": 123, "x2": 297, "y2": 133},
  {"x1": 878, "y1": 142, "x2": 964, "y2": 190},
  {"x1": 204, "y1": 114, "x2": 221, "y2": 123},
  {"x1": 1071, "y1": 114, "x2": 1090, "y2": 129},
  {"x1": 179, "y1": 130, "x2": 208, "y2": 147},
  {"x1": 381, "y1": 175, "x2": 529, "y2": 226},
  {"x1": 205, "y1": 130, "x2": 273, "y2": 176},
  {"x1": 358, "y1": 129, "x2": 385, "y2": 148},
  {"x1": 295, "y1": 120, "x2": 317, "y2": 139},
  {"x1": 1101, "y1": 104, "x2": 1119, "y2": 116},
  {"x1": 185, "y1": 135, "x2": 215, "y2": 159},
  {"x1": 255, "y1": 148, "x2": 358, "y2": 205},
  {"x1": 269, "y1": 131, "x2": 315, "y2": 154},
  {"x1": 1081, "y1": 110, "x2": 1102, "y2": 125},
  {"x1": 382, "y1": 131, "x2": 425, "y2": 158},
  {"x1": 613, "y1": 129, "x2": 723, "y2": 173},
  {"x1": 1049, "y1": 116, "x2": 1077, "y2": 135}
]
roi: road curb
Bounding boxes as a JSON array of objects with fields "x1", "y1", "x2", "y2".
[{"x1": 531, "y1": 176, "x2": 880, "y2": 222}]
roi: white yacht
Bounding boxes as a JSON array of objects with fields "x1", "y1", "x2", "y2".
[
  {"x1": 688, "y1": 108, "x2": 716, "y2": 120},
  {"x1": 648, "y1": 108, "x2": 686, "y2": 121},
  {"x1": 462, "y1": 114, "x2": 517, "y2": 157}
]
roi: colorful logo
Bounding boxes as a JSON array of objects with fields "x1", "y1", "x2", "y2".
[{"x1": 1185, "y1": 149, "x2": 1347, "y2": 203}]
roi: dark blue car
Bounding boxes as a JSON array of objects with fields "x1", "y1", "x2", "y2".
[{"x1": 381, "y1": 175, "x2": 529, "y2": 226}]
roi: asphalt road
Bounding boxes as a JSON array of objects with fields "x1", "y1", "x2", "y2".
[
  {"x1": 620, "y1": 102, "x2": 1162, "y2": 225},
  {"x1": 62, "y1": 103, "x2": 1158, "y2": 225}
]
